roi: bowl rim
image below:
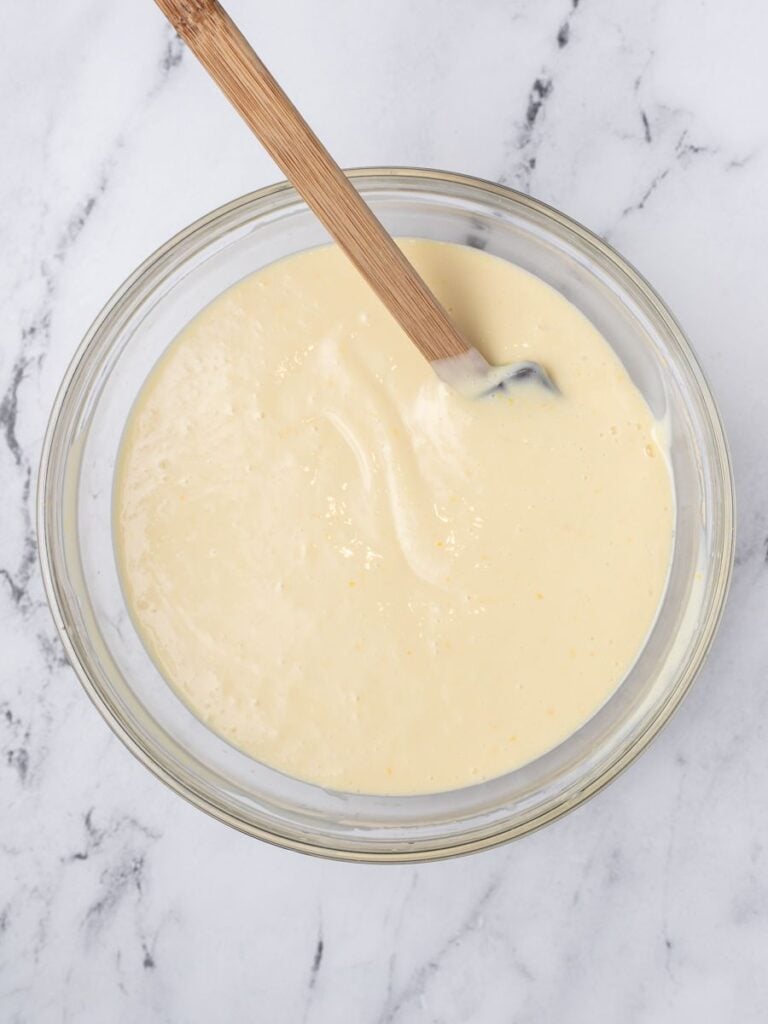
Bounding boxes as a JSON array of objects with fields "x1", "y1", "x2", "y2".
[{"x1": 37, "y1": 166, "x2": 735, "y2": 862}]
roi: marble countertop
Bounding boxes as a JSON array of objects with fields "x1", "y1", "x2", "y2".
[{"x1": 2, "y1": 1, "x2": 767, "y2": 1020}]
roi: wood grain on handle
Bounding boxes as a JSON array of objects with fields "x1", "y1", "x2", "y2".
[{"x1": 154, "y1": 0, "x2": 469, "y2": 363}]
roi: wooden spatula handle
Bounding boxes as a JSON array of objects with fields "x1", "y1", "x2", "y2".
[{"x1": 154, "y1": 0, "x2": 469, "y2": 363}]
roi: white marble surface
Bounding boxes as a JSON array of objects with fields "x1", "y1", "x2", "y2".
[{"x1": 2, "y1": 0, "x2": 767, "y2": 1020}]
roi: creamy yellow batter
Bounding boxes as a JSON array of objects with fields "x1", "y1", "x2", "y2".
[{"x1": 115, "y1": 240, "x2": 673, "y2": 794}]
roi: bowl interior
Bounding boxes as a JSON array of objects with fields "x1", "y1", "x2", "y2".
[{"x1": 39, "y1": 170, "x2": 733, "y2": 861}]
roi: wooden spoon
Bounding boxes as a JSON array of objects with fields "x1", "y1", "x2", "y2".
[{"x1": 153, "y1": 0, "x2": 557, "y2": 394}]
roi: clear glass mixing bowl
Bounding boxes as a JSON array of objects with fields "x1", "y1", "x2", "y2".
[{"x1": 37, "y1": 169, "x2": 734, "y2": 861}]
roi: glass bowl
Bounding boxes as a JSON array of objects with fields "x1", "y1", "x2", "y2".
[{"x1": 37, "y1": 168, "x2": 734, "y2": 862}]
